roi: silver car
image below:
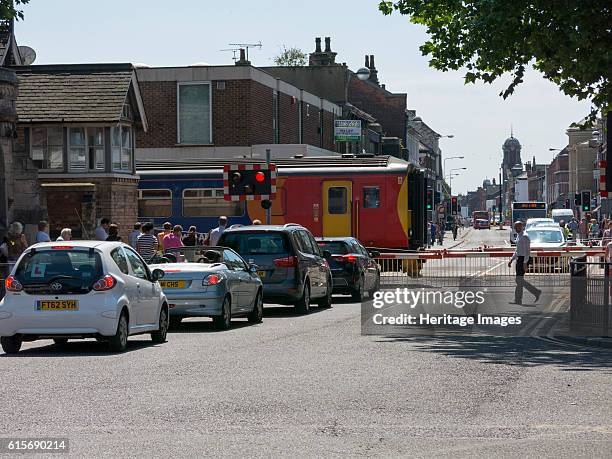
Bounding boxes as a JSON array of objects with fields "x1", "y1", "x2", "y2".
[{"x1": 150, "y1": 247, "x2": 263, "y2": 330}]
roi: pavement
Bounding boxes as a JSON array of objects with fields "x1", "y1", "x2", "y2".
[{"x1": 1, "y1": 228, "x2": 611, "y2": 457}]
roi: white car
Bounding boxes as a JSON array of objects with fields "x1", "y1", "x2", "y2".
[
  {"x1": 525, "y1": 225, "x2": 567, "y2": 248},
  {"x1": 0, "y1": 241, "x2": 169, "y2": 354}
]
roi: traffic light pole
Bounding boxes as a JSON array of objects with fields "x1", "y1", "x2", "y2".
[{"x1": 266, "y1": 149, "x2": 272, "y2": 225}]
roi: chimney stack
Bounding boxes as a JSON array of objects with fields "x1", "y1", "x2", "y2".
[
  {"x1": 235, "y1": 48, "x2": 251, "y2": 66},
  {"x1": 309, "y1": 36, "x2": 337, "y2": 66},
  {"x1": 365, "y1": 55, "x2": 369, "y2": 68},
  {"x1": 368, "y1": 54, "x2": 379, "y2": 85}
]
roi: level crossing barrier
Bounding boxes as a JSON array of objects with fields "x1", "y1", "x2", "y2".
[{"x1": 373, "y1": 247, "x2": 606, "y2": 288}]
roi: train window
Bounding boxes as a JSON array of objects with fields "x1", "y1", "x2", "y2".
[
  {"x1": 182, "y1": 188, "x2": 244, "y2": 217},
  {"x1": 363, "y1": 187, "x2": 380, "y2": 208},
  {"x1": 138, "y1": 189, "x2": 172, "y2": 218},
  {"x1": 328, "y1": 187, "x2": 347, "y2": 214}
]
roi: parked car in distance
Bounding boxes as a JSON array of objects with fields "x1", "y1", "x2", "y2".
[
  {"x1": 150, "y1": 247, "x2": 263, "y2": 330},
  {"x1": 218, "y1": 224, "x2": 333, "y2": 313},
  {"x1": 315, "y1": 237, "x2": 380, "y2": 300},
  {"x1": 0, "y1": 241, "x2": 169, "y2": 354}
]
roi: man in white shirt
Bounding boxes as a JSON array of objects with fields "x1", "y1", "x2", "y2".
[
  {"x1": 508, "y1": 221, "x2": 541, "y2": 305},
  {"x1": 209, "y1": 216, "x2": 227, "y2": 246}
]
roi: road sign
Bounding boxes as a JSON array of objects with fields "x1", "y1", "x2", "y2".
[
  {"x1": 334, "y1": 120, "x2": 361, "y2": 142},
  {"x1": 223, "y1": 164, "x2": 277, "y2": 201}
]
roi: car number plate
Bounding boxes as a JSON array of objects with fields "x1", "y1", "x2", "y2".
[
  {"x1": 159, "y1": 280, "x2": 187, "y2": 289},
  {"x1": 257, "y1": 270, "x2": 266, "y2": 278},
  {"x1": 38, "y1": 300, "x2": 78, "y2": 310}
]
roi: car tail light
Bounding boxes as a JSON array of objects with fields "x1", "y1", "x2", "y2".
[
  {"x1": 52, "y1": 246, "x2": 74, "y2": 249},
  {"x1": 93, "y1": 275, "x2": 115, "y2": 291},
  {"x1": 5, "y1": 276, "x2": 22, "y2": 292},
  {"x1": 334, "y1": 255, "x2": 357, "y2": 263},
  {"x1": 202, "y1": 274, "x2": 222, "y2": 286},
  {"x1": 273, "y1": 256, "x2": 298, "y2": 267}
]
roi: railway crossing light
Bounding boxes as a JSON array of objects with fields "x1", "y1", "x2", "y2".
[
  {"x1": 581, "y1": 190, "x2": 591, "y2": 212},
  {"x1": 225, "y1": 167, "x2": 274, "y2": 197},
  {"x1": 451, "y1": 196, "x2": 458, "y2": 215},
  {"x1": 426, "y1": 189, "x2": 433, "y2": 211}
]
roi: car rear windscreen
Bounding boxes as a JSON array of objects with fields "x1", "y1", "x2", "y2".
[
  {"x1": 316, "y1": 241, "x2": 349, "y2": 255},
  {"x1": 220, "y1": 232, "x2": 290, "y2": 255},
  {"x1": 526, "y1": 230, "x2": 563, "y2": 243},
  {"x1": 15, "y1": 249, "x2": 103, "y2": 286}
]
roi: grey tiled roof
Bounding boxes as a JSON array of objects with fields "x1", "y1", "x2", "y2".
[{"x1": 15, "y1": 64, "x2": 134, "y2": 123}]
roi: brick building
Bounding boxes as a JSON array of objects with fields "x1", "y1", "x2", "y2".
[
  {"x1": 135, "y1": 60, "x2": 341, "y2": 163},
  {"x1": 11, "y1": 63, "x2": 148, "y2": 240},
  {"x1": 263, "y1": 37, "x2": 407, "y2": 156},
  {"x1": 546, "y1": 148, "x2": 569, "y2": 210}
]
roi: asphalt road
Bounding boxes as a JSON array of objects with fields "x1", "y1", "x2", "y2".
[{"x1": 2, "y1": 229, "x2": 611, "y2": 457}]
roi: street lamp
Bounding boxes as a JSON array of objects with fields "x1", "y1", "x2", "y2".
[
  {"x1": 448, "y1": 167, "x2": 467, "y2": 195},
  {"x1": 443, "y1": 155, "x2": 464, "y2": 178}
]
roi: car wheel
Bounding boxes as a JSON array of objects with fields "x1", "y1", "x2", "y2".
[
  {"x1": 151, "y1": 307, "x2": 169, "y2": 344},
  {"x1": 1, "y1": 335, "x2": 22, "y2": 354},
  {"x1": 169, "y1": 316, "x2": 182, "y2": 329},
  {"x1": 295, "y1": 282, "x2": 311, "y2": 314},
  {"x1": 247, "y1": 290, "x2": 263, "y2": 324},
  {"x1": 317, "y1": 278, "x2": 333, "y2": 308},
  {"x1": 351, "y1": 275, "x2": 365, "y2": 302},
  {"x1": 213, "y1": 295, "x2": 232, "y2": 330},
  {"x1": 108, "y1": 312, "x2": 129, "y2": 353},
  {"x1": 53, "y1": 338, "x2": 69, "y2": 348}
]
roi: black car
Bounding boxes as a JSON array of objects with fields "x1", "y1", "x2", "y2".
[
  {"x1": 218, "y1": 224, "x2": 333, "y2": 313},
  {"x1": 315, "y1": 237, "x2": 380, "y2": 301}
]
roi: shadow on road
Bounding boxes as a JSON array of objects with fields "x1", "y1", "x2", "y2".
[
  {"x1": 263, "y1": 304, "x2": 330, "y2": 318},
  {"x1": 376, "y1": 335, "x2": 612, "y2": 372},
  {"x1": 0, "y1": 339, "x2": 161, "y2": 357},
  {"x1": 170, "y1": 319, "x2": 253, "y2": 333}
]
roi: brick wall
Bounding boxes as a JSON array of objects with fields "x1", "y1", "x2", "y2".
[
  {"x1": 302, "y1": 102, "x2": 321, "y2": 147},
  {"x1": 322, "y1": 110, "x2": 335, "y2": 151},
  {"x1": 348, "y1": 78, "x2": 406, "y2": 139},
  {"x1": 249, "y1": 80, "x2": 274, "y2": 145},
  {"x1": 278, "y1": 93, "x2": 299, "y2": 144},
  {"x1": 136, "y1": 81, "x2": 177, "y2": 148},
  {"x1": 212, "y1": 80, "x2": 250, "y2": 146}
]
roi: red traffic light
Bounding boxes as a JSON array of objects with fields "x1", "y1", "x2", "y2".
[{"x1": 255, "y1": 171, "x2": 265, "y2": 183}]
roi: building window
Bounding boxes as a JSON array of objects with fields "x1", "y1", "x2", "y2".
[
  {"x1": 138, "y1": 189, "x2": 172, "y2": 217},
  {"x1": 178, "y1": 82, "x2": 211, "y2": 144},
  {"x1": 182, "y1": 188, "x2": 244, "y2": 217},
  {"x1": 328, "y1": 187, "x2": 347, "y2": 214},
  {"x1": 68, "y1": 127, "x2": 86, "y2": 171},
  {"x1": 31, "y1": 127, "x2": 63, "y2": 170},
  {"x1": 87, "y1": 127, "x2": 105, "y2": 170},
  {"x1": 363, "y1": 187, "x2": 380, "y2": 208},
  {"x1": 112, "y1": 125, "x2": 132, "y2": 172}
]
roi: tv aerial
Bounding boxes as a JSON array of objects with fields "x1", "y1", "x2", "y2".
[{"x1": 227, "y1": 41, "x2": 262, "y2": 61}]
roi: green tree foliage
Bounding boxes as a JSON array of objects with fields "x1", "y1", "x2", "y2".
[
  {"x1": 0, "y1": 0, "x2": 30, "y2": 21},
  {"x1": 379, "y1": 1, "x2": 611, "y2": 120},
  {"x1": 274, "y1": 46, "x2": 308, "y2": 67}
]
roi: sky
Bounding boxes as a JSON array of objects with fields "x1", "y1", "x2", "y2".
[{"x1": 14, "y1": 0, "x2": 592, "y2": 194}]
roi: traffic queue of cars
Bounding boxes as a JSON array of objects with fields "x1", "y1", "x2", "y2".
[{"x1": 0, "y1": 224, "x2": 380, "y2": 354}]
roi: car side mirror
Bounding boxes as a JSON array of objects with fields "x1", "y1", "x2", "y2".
[
  {"x1": 249, "y1": 264, "x2": 258, "y2": 273},
  {"x1": 369, "y1": 250, "x2": 380, "y2": 258},
  {"x1": 322, "y1": 249, "x2": 332, "y2": 259},
  {"x1": 152, "y1": 268, "x2": 165, "y2": 281}
]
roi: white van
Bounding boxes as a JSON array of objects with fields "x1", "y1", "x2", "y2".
[{"x1": 551, "y1": 209, "x2": 574, "y2": 224}]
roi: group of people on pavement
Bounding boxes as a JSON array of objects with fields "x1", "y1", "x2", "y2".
[
  {"x1": 427, "y1": 218, "x2": 462, "y2": 247},
  {"x1": 561, "y1": 215, "x2": 610, "y2": 244}
]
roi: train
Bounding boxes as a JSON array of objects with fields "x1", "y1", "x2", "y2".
[{"x1": 136, "y1": 155, "x2": 428, "y2": 249}]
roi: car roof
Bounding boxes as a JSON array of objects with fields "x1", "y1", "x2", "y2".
[
  {"x1": 526, "y1": 218, "x2": 554, "y2": 222},
  {"x1": 28, "y1": 240, "x2": 122, "y2": 250},
  {"x1": 526, "y1": 225, "x2": 562, "y2": 231},
  {"x1": 222, "y1": 224, "x2": 305, "y2": 233},
  {"x1": 314, "y1": 237, "x2": 354, "y2": 242}
]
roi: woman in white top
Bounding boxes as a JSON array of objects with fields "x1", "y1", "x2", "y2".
[{"x1": 55, "y1": 228, "x2": 72, "y2": 241}]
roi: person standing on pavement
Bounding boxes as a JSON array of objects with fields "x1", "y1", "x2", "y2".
[
  {"x1": 452, "y1": 219, "x2": 458, "y2": 241},
  {"x1": 56, "y1": 228, "x2": 72, "y2": 241},
  {"x1": 578, "y1": 218, "x2": 588, "y2": 242},
  {"x1": 136, "y1": 222, "x2": 159, "y2": 263},
  {"x1": 95, "y1": 218, "x2": 110, "y2": 241},
  {"x1": 430, "y1": 222, "x2": 437, "y2": 248},
  {"x1": 182, "y1": 226, "x2": 198, "y2": 246},
  {"x1": 35, "y1": 221, "x2": 51, "y2": 243},
  {"x1": 508, "y1": 221, "x2": 541, "y2": 305},
  {"x1": 0, "y1": 222, "x2": 28, "y2": 263},
  {"x1": 163, "y1": 225, "x2": 184, "y2": 251},
  {"x1": 209, "y1": 216, "x2": 227, "y2": 246},
  {"x1": 567, "y1": 217, "x2": 578, "y2": 240},
  {"x1": 157, "y1": 222, "x2": 173, "y2": 251},
  {"x1": 128, "y1": 223, "x2": 141, "y2": 248}
]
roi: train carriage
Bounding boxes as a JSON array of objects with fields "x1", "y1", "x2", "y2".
[{"x1": 136, "y1": 155, "x2": 427, "y2": 249}]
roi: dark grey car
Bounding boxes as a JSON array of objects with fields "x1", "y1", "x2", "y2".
[{"x1": 218, "y1": 224, "x2": 333, "y2": 313}]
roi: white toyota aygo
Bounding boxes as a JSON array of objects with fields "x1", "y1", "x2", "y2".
[{"x1": 0, "y1": 241, "x2": 169, "y2": 354}]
